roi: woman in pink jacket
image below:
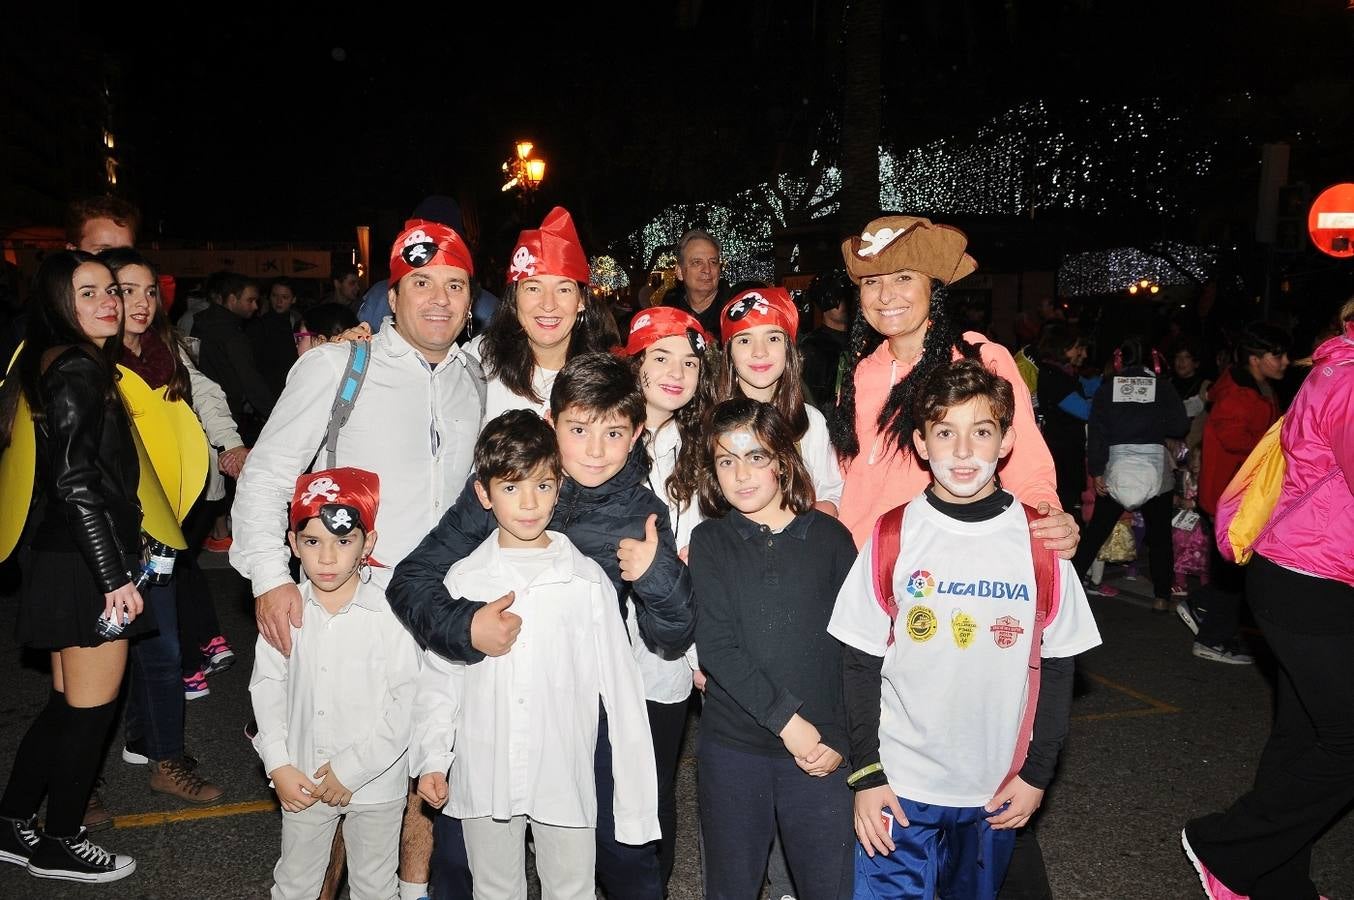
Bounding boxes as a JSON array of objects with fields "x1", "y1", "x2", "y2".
[
  {"x1": 1182, "y1": 321, "x2": 1354, "y2": 900},
  {"x1": 827, "y1": 215, "x2": 1079, "y2": 552}
]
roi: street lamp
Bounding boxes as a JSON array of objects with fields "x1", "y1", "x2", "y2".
[
  {"x1": 1127, "y1": 278, "x2": 1160, "y2": 295},
  {"x1": 501, "y1": 140, "x2": 547, "y2": 195}
]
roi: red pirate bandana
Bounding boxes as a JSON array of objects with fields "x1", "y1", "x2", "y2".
[
  {"x1": 389, "y1": 219, "x2": 475, "y2": 286},
  {"x1": 507, "y1": 207, "x2": 590, "y2": 283},
  {"x1": 624, "y1": 306, "x2": 712, "y2": 356},
  {"x1": 720, "y1": 287, "x2": 800, "y2": 343},
  {"x1": 290, "y1": 467, "x2": 381, "y2": 537}
]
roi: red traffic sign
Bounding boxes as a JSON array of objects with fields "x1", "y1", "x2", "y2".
[{"x1": 1308, "y1": 182, "x2": 1354, "y2": 258}]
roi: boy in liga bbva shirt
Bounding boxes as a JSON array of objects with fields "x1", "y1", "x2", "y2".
[
  {"x1": 249, "y1": 468, "x2": 422, "y2": 900},
  {"x1": 412, "y1": 411, "x2": 657, "y2": 900},
  {"x1": 829, "y1": 359, "x2": 1101, "y2": 900}
]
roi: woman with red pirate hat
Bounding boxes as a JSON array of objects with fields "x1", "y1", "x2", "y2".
[
  {"x1": 467, "y1": 207, "x2": 619, "y2": 420},
  {"x1": 620, "y1": 304, "x2": 718, "y2": 889}
]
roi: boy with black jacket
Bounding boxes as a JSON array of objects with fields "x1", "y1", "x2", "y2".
[{"x1": 387, "y1": 351, "x2": 694, "y2": 900}]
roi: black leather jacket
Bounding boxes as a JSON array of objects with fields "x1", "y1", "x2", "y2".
[{"x1": 30, "y1": 348, "x2": 142, "y2": 593}]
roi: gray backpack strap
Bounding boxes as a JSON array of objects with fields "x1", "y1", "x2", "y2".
[
  {"x1": 461, "y1": 348, "x2": 488, "y2": 427},
  {"x1": 317, "y1": 341, "x2": 370, "y2": 471}
]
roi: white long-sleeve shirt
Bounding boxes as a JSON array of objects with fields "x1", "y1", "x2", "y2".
[
  {"x1": 230, "y1": 321, "x2": 482, "y2": 594},
  {"x1": 250, "y1": 580, "x2": 423, "y2": 805},
  {"x1": 179, "y1": 343, "x2": 243, "y2": 501},
  {"x1": 411, "y1": 531, "x2": 659, "y2": 845},
  {"x1": 462, "y1": 334, "x2": 557, "y2": 422},
  {"x1": 631, "y1": 420, "x2": 701, "y2": 703},
  {"x1": 801, "y1": 403, "x2": 844, "y2": 508}
]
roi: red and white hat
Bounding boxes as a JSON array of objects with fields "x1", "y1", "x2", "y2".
[
  {"x1": 719, "y1": 287, "x2": 800, "y2": 343},
  {"x1": 507, "y1": 207, "x2": 589, "y2": 284},
  {"x1": 290, "y1": 467, "x2": 380, "y2": 538},
  {"x1": 624, "y1": 306, "x2": 712, "y2": 356},
  {"x1": 389, "y1": 219, "x2": 474, "y2": 286}
]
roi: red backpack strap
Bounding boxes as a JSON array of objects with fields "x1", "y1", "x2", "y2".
[
  {"x1": 1000, "y1": 504, "x2": 1059, "y2": 789},
  {"x1": 870, "y1": 505, "x2": 906, "y2": 647}
]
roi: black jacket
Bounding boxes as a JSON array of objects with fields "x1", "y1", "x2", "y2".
[
  {"x1": 388, "y1": 442, "x2": 696, "y2": 662},
  {"x1": 31, "y1": 348, "x2": 141, "y2": 592},
  {"x1": 656, "y1": 281, "x2": 733, "y2": 339},
  {"x1": 1087, "y1": 364, "x2": 1190, "y2": 476},
  {"x1": 192, "y1": 303, "x2": 276, "y2": 426}
]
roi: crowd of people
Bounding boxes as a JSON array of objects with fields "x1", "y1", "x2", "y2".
[{"x1": 0, "y1": 193, "x2": 1350, "y2": 900}]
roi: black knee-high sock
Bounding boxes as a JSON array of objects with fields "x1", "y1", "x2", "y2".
[
  {"x1": 0, "y1": 689, "x2": 67, "y2": 820},
  {"x1": 44, "y1": 699, "x2": 117, "y2": 838}
]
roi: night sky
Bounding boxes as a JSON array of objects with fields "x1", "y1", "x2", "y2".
[{"x1": 4, "y1": 2, "x2": 1353, "y2": 263}]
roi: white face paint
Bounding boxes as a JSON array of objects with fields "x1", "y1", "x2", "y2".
[{"x1": 928, "y1": 455, "x2": 999, "y2": 499}]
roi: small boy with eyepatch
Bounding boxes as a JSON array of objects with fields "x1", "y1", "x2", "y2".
[
  {"x1": 411, "y1": 410, "x2": 657, "y2": 900},
  {"x1": 249, "y1": 467, "x2": 422, "y2": 900}
]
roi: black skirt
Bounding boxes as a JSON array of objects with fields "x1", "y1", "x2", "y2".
[{"x1": 16, "y1": 548, "x2": 158, "y2": 650}]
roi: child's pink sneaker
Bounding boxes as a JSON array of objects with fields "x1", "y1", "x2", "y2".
[{"x1": 1181, "y1": 829, "x2": 1249, "y2": 899}]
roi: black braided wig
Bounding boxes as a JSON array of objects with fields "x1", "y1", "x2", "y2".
[{"x1": 826, "y1": 282, "x2": 978, "y2": 461}]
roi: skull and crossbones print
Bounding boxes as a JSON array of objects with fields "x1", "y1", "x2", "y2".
[
  {"x1": 858, "y1": 226, "x2": 904, "y2": 258},
  {"x1": 508, "y1": 245, "x2": 538, "y2": 280},
  {"x1": 302, "y1": 476, "x2": 340, "y2": 504},
  {"x1": 401, "y1": 229, "x2": 437, "y2": 267},
  {"x1": 726, "y1": 292, "x2": 770, "y2": 321}
]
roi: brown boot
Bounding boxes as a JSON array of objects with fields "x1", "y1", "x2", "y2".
[
  {"x1": 149, "y1": 758, "x2": 225, "y2": 806},
  {"x1": 82, "y1": 781, "x2": 113, "y2": 832}
]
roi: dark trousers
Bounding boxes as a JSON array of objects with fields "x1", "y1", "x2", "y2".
[
  {"x1": 995, "y1": 827, "x2": 1052, "y2": 900},
  {"x1": 698, "y1": 736, "x2": 853, "y2": 900},
  {"x1": 648, "y1": 696, "x2": 689, "y2": 890},
  {"x1": 1072, "y1": 489, "x2": 1174, "y2": 599},
  {"x1": 1193, "y1": 511, "x2": 1246, "y2": 647},
  {"x1": 428, "y1": 708, "x2": 663, "y2": 900},
  {"x1": 125, "y1": 581, "x2": 185, "y2": 761},
  {"x1": 1185, "y1": 554, "x2": 1354, "y2": 900},
  {"x1": 178, "y1": 497, "x2": 225, "y2": 675}
]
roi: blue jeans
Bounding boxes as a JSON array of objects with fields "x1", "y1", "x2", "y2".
[
  {"x1": 125, "y1": 581, "x2": 184, "y2": 761},
  {"x1": 854, "y1": 796, "x2": 1017, "y2": 900},
  {"x1": 698, "y1": 736, "x2": 853, "y2": 900}
]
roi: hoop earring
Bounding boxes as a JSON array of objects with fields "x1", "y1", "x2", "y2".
[{"x1": 359, "y1": 558, "x2": 372, "y2": 584}]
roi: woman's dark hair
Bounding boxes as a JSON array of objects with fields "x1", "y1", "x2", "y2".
[
  {"x1": 1110, "y1": 335, "x2": 1163, "y2": 373},
  {"x1": 474, "y1": 409, "x2": 562, "y2": 485},
  {"x1": 721, "y1": 325, "x2": 810, "y2": 441},
  {"x1": 629, "y1": 337, "x2": 720, "y2": 510},
  {"x1": 1232, "y1": 322, "x2": 1290, "y2": 367},
  {"x1": 697, "y1": 398, "x2": 815, "y2": 518},
  {"x1": 302, "y1": 302, "x2": 360, "y2": 339},
  {"x1": 1035, "y1": 323, "x2": 1083, "y2": 364},
  {"x1": 0, "y1": 251, "x2": 124, "y2": 450},
  {"x1": 100, "y1": 247, "x2": 194, "y2": 404},
  {"x1": 480, "y1": 280, "x2": 620, "y2": 404},
  {"x1": 826, "y1": 279, "x2": 978, "y2": 460}
]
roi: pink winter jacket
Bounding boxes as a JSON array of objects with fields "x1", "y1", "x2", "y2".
[
  {"x1": 837, "y1": 332, "x2": 1061, "y2": 547},
  {"x1": 1251, "y1": 325, "x2": 1354, "y2": 587}
]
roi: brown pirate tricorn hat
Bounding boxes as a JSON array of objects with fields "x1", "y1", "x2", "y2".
[{"x1": 840, "y1": 215, "x2": 978, "y2": 286}]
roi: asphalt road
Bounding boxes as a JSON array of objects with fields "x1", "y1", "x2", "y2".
[{"x1": 0, "y1": 556, "x2": 1351, "y2": 899}]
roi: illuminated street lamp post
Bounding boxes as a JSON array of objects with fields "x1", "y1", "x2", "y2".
[{"x1": 501, "y1": 140, "x2": 546, "y2": 197}]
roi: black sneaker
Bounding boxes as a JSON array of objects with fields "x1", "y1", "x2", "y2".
[
  {"x1": 27, "y1": 828, "x2": 136, "y2": 883},
  {"x1": 0, "y1": 814, "x2": 39, "y2": 866}
]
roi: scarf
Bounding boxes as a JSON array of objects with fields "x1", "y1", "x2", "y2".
[{"x1": 120, "y1": 329, "x2": 177, "y2": 390}]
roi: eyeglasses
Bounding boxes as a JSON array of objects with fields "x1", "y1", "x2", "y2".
[{"x1": 293, "y1": 331, "x2": 320, "y2": 344}]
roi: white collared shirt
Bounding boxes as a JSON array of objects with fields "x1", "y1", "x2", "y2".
[
  {"x1": 411, "y1": 531, "x2": 659, "y2": 845},
  {"x1": 249, "y1": 580, "x2": 423, "y2": 805},
  {"x1": 230, "y1": 320, "x2": 482, "y2": 594}
]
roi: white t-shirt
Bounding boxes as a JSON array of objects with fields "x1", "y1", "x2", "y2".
[
  {"x1": 828, "y1": 493, "x2": 1101, "y2": 807},
  {"x1": 464, "y1": 334, "x2": 557, "y2": 421},
  {"x1": 800, "y1": 404, "x2": 845, "y2": 508},
  {"x1": 629, "y1": 420, "x2": 702, "y2": 704}
]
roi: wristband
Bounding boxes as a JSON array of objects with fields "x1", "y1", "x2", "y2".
[{"x1": 847, "y1": 762, "x2": 884, "y2": 787}]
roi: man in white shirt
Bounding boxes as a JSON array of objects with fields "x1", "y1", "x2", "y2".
[{"x1": 232, "y1": 219, "x2": 484, "y2": 900}]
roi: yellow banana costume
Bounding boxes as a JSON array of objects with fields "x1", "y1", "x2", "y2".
[{"x1": 0, "y1": 346, "x2": 207, "y2": 561}]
